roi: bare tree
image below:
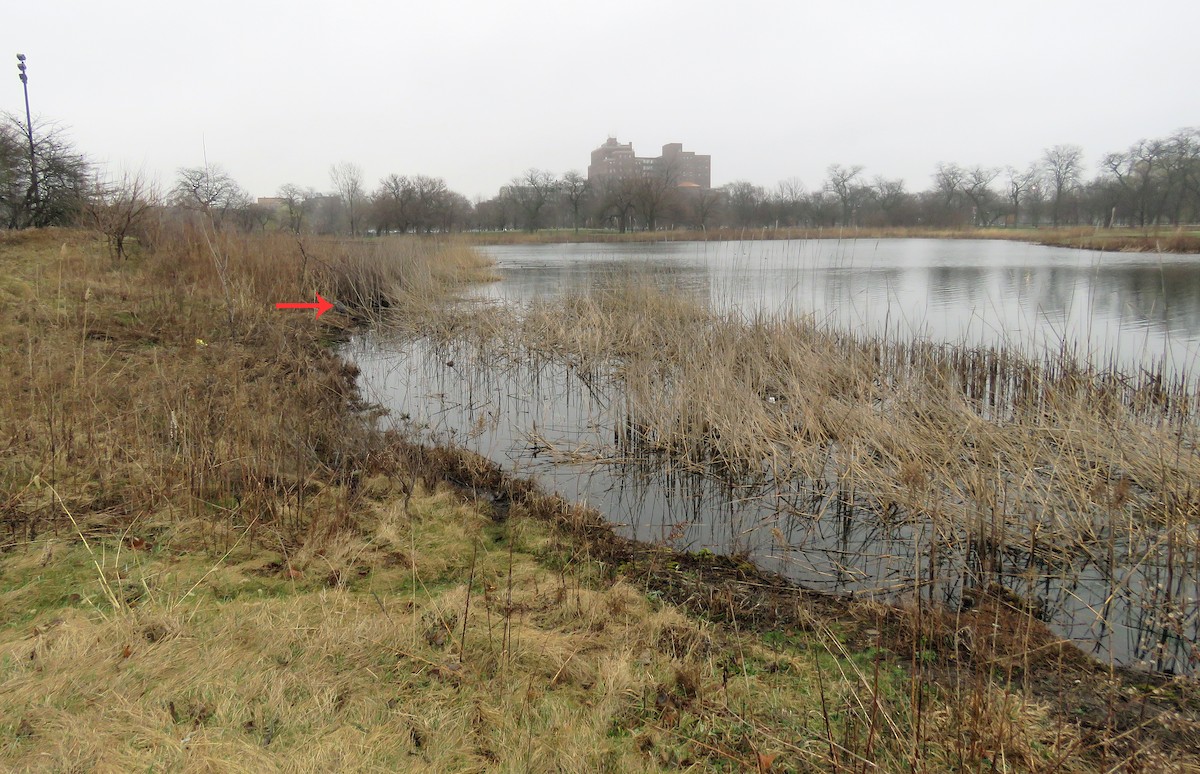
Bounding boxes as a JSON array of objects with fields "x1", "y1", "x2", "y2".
[
  {"x1": 412, "y1": 175, "x2": 450, "y2": 233},
  {"x1": 804, "y1": 190, "x2": 841, "y2": 227},
  {"x1": 1165, "y1": 128, "x2": 1200, "y2": 224},
  {"x1": 330, "y1": 161, "x2": 365, "y2": 236},
  {"x1": 503, "y1": 168, "x2": 558, "y2": 232},
  {"x1": 0, "y1": 121, "x2": 23, "y2": 226},
  {"x1": 1041, "y1": 144, "x2": 1083, "y2": 227},
  {"x1": 774, "y1": 177, "x2": 806, "y2": 227},
  {"x1": 962, "y1": 166, "x2": 1000, "y2": 225},
  {"x1": 245, "y1": 202, "x2": 277, "y2": 232},
  {"x1": 172, "y1": 164, "x2": 246, "y2": 331},
  {"x1": 1101, "y1": 138, "x2": 1174, "y2": 227},
  {"x1": 439, "y1": 191, "x2": 472, "y2": 233},
  {"x1": 927, "y1": 162, "x2": 970, "y2": 225},
  {"x1": 871, "y1": 176, "x2": 908, "y2": 226},
  {"x1": 560, "y1": 170, "x2": 590, "y2": 232},
  {"x1": 599, "y1": 176, "x2": 638, "y2": 233},
  {"x1": 633, "y1": 162, "x2": 678, "y2": 231},
  {"x1": 471, "y1": 195, "x2": 509, "y2": 231},
  {"x1": 453, "y1": 127, "x2": 1200, "y2": 232},
  {"x1": 371, "y1": 174, "x2": 413, "y2": 234},
  {"x1": 278, "y1": 183, "x2": 318, "y2": 234},
  {"x1": 824, "y1": 164, "x2": 865, "y2": 226},
  {"x1": 722, "y1": 181, "x2": 765, "y2": 227},
  {"x1": 173, "y1": 164, "x2": 248, "y2": 226},
  {"x1": 686, "y1": 187, "x2": 722, "y2": 230},
  {"x1": 1005, "y1": 165, "x2": 1038, "y2": 226},
  {"x1": 932, "y1": 162, "x2": 964, "y2": 207},
  {"x1": 82, "y1": 169, "x2": 159, "y2": 261},
  {"x1": 1, "y1": 114, "x2": 89, "y2": 229}
]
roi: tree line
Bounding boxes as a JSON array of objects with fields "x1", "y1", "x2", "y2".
[
  {"x1": 707, "y1": 131, "x2": 1200, "y2": 231},
  {"x1": 3, "y1": 111, "x2": 1198, "y2": 241}
]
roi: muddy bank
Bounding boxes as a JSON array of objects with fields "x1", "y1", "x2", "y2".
[{"x1": 388, "y1": 440, "x2": 1200, "y2": 759}]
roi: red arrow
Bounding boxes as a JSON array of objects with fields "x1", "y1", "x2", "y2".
[{"x1": 275, "y1": 293, "x2": 335, "y2": 319}]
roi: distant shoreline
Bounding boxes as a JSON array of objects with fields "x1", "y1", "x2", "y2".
[{"x1": 456, "y1": 225, "x2": 1200, "y2": 253}]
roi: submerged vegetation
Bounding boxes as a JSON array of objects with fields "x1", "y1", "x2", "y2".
[
  {"x1": 388, "y1": 277, "x2": 1200, "y2": 675},
  {"x1": 2, "y1": 226, "x2": 1199, "y2": 770}
]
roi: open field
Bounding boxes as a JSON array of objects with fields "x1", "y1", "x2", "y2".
[
  {"x1": 460, "y1": 226, "x2": 1200, "y2": 253},
  {"x1": 1, "y1": 227, "x2": 1199, "y2": 771}
]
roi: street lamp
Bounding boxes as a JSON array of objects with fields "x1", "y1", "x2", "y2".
[{"x1": 16, "y1": 54, "x2": 39, "y2": 221}]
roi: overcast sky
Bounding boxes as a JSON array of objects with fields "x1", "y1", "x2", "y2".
[{"x1": 6, "y1": 0, "x2": 1197, "y2": 201}]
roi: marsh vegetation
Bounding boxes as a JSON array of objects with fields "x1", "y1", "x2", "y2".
[
  {"x1": 2, "y1": 226, "x2": 1198, "y2": 770},
  {"x1": 361, "y1": 241, "x2": 1200, "y2": 677}
]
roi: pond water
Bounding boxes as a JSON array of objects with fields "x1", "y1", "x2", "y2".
[
  {"x1": 350, "y1": 238, "x2": 1200, "y2": 675},
  {"x1": 478, "y1": 239, "x2": 1200, "y2": 379}
]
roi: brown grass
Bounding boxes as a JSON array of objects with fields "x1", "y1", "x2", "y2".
[
  {"x1": 0, "y1": 224, "x2": 492, "y2": 548},
  {"x1": 1, "y1": 224, "x2": 1195, "y2": 771},
  {"x1": 2, "y1": 475, "x2": 1107, "y2": 772}
]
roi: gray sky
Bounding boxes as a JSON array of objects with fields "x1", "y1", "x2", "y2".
[{"x1": 7, "y1": 0, "x2": 1197, "y2": 200}]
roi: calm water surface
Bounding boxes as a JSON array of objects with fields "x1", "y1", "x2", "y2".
[
  {"x1": 351, "y1": 238, "x2": 1200, "y2": 674},
  {"x1": 478, "y1": 239, "x2": 1200, "y2": 378}
]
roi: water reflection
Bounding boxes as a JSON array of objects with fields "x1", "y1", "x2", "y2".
[
  {"x1": 350, "y1": 238, "x2": 1200, "y2": 675},
  {"x1": 479, "y1": 239, "x2": 1200, "y2": 378},
  {"x1": 352, "y1": 333, "x2": 1198, "y2": 675}
]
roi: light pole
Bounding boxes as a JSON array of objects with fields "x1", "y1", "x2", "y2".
[{"x1": 16, "y1": 54, "x2": 39, "y2": 222}]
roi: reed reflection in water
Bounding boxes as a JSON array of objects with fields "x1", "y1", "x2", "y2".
[
  {"x1": 478, "y1": 239, "x2": 1200, "y2": 382},
  {"x1": 351, "y1": 327, "x2": 1199, "y2": 676}
]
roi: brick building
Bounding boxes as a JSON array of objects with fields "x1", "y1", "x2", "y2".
[{"x1": 587, "y1": 137, "x2": 711, "y2": 189}]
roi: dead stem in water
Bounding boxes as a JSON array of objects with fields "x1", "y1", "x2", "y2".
[{"x1": 389, "y1": 270, "x2": 1200, "y2": 675}]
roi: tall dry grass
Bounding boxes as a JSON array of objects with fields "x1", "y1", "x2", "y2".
[
  {"x1": 0, "y1": 222, "x2": 492, "y2": 554},
  {"x1": 389, "y1": 276, "x2": 1200, "y2": 673},
  {"x1": 2, "y1": 226, "x2": 1194, "y2": 771}
]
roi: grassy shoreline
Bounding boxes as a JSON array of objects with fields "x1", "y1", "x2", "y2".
[
  {"x1": 1, "y1": 227, "x2": 1198, "y2": 771},
  {"x1": 460, "y1": 225, "x2": 1200, "y2": 254}
]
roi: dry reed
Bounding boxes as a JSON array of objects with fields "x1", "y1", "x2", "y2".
[
  {"x1": 3, "y1": 225, "x2": 1196, "y2": 771},
  {"x1": 385, "y1": 274, "x2": 1200, "y2": 675}
]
